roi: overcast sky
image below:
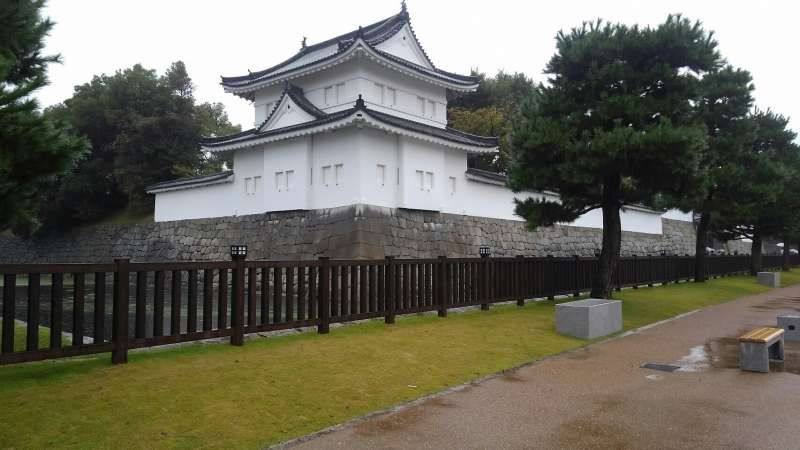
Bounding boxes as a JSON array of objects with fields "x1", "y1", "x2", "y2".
[{"x1": 38, "y1": 0, "x2": 797, "y2": 133}]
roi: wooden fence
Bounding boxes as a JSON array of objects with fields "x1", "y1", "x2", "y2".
[{"x1": 0, "y1": 253, "x2": 795, "y2": 366}]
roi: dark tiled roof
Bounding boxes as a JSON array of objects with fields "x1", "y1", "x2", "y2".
[
  {"x1": 465, "y1": 168, "x2": 507, "y2": 183},
  {"x1": 145, "y1": 170, "x2": 234, "y2": 193},
  {"x1": 366, "y1": 108, "x2": 499, "y2": 147},
  {"x1": 220, "y1": 6, "x2": 477, "y2": 91},
  {"x1": 256, "y1": 83, "x2": 328, "y2": 131},
  {"x1": 285, "y1": 85, "x2": 327, "y2": 118},
  {"x1": 201, "y1": 108, "x2": 356, "y2": 148},
  {"x1": 202, "y1": 97, "x2": 498, "y2": 150},
  {"x1": 221, "y1": 10, "x2": 410, "y2": 85}
]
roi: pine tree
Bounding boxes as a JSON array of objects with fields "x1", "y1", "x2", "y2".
[
  {"x1": 508, "y1": 16, "x2": 721, "y2": 298},
  {"x1": 0, "y1": 0, "x2": 88, "y2": 234},
  {"x1": 666, "y1": 66, "x2": 755, "y2": 282},
  {"x1": 713, "y1": 110, "x2": 799, "y2": 274}
]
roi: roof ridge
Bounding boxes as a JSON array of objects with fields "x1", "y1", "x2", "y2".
[{"x1": 221, "y1": 8, "x2": 407, "y2": 84}]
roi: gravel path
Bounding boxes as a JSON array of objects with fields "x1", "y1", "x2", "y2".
[{"x1": 290, "y1": 284, "x2": 800, "y2": 449}]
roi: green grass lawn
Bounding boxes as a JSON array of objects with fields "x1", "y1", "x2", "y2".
[
  {"x1": 0, "y1": 272, "x2": 796, "y2": 449},
  {"x1": 780, "y1": 268, "x2": 800, "y2": 287},
  {"x1": 0, "y1": 320, "x2": 62, "y2": 352}
]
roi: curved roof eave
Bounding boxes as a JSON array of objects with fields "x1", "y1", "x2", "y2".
[
  {"x1": 221, "y1": 41, "x2": 478, "y2": 99},
  {"x1": 201, "y1": 105, "x2": 498, "y2": 154}
]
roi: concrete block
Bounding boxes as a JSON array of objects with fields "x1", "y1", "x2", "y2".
[
  {"x1": 556, "y1": 298, "x2": 622, "y2": 339},
  {"x1": 757, "y1": 271, "x2": 780, "y2": 288},
  {"x1": 739, "y1": 338, "x2": 784, "y2": 373},
  {"x1": 777, "y1": 315, "x2": 800, "y2": 341}
]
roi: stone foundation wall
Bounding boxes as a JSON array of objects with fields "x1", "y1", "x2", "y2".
[{"x1": 0, "y1": 204, "x2": 697, "y2": 263}]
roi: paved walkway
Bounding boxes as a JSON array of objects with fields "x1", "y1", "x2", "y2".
[{"x1": 292, "y1": 284, "x2": 800, "y2": 449}]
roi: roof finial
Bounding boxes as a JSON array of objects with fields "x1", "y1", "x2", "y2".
[
  {"x1": 356, "y1": 25, "x2": 363, "y2": 38},
  {"x1": 301, "y1": 36, "x2": 307, "y2": 49},
  {"x1": 401, "y1": 0, "x2": 407, "y2": 13},
  {"x1": 355, "y1": 94, "x2": 366, "y2": 109}
]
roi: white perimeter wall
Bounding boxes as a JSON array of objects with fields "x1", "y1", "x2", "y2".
[{"x1": 154, "y1": 129, "x2": 693, "y2": 235}]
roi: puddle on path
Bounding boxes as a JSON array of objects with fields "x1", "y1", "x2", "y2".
[
  {"x1": 707, "y1": 337, "x2": 800, "y2": 375},
  {"x1": 353, "y1": 406, "x2": 425, "y2": 437},
  {"x1": 674, "y1": 345, "x2": 711, "y2": 372},
  {"x1": 750, "y1": 297, "x2": 800, "y2": 313}
]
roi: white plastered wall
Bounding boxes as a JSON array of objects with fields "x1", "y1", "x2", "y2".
[{"x1": 250, "y1": 58, "x2": 448, "y2": 130}]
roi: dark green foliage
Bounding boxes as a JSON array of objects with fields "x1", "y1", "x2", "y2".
[
  {"x1": 712, "y1": 110, "x2": 800, "y2": 273},
  {"x1": 663, "y1": 66, "x2": 755, "y2": 281},
  {"x1": 40, "y1": 62, "x2": 240, "y2": 229},
  {"x1": 447, "y1": 71, "x2": 537, "y2": 172},
  {"x1": 0, "y1": 0, "x2": 88, "y2": 235},
  {"x1": 509, "y1": 16, "x2": 721, "y2": 297}
]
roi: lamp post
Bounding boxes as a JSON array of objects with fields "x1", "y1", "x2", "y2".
[
  {"x1": 230, "y1": 245, "x2": 247, "y2": 346},
  {"x1": 230, "y1": 245, "x2": 248, "y2": 258}
]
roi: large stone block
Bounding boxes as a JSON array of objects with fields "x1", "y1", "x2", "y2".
[
  {"x1": 556, "y1": 298, "x2": 622, "y2": 340},
  {"x1": 757, "y1": 271, "x2": 780, "y2": 288},
  {"x1": 777, "y1": 315, "x2": 800, "y2": 342}
]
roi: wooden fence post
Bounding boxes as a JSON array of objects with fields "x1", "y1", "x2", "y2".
[
  {"x1": 112, "y1": 258, "x2": 130, "y2": 364},
  {"x1": 573, "y1": 255, "x2": 580, "y2": 297},
  {"x1": 673, "y1": 254, "x2": 680, "y2": 283},
  {"x1": 317, "y1": 257, "x2": 330, "y2": 334},
  {"x1": 515, "y1": 255, "x2": 525, "y2": 306},
  {"x1": 437, "y1": 256, "x2": 448, "y2": 317},
  {"x1": 547, "y1": 254, "x2": 555, "y2": 301},
  {"x1": 385, "y1": 256, "x2": 396, "y2": 324},
  {"x1": 632, "y1": 255, "x2": 639, "y2": 289},
  {"x1": 231, "y1": 253, "x2": 246, "y2": 346},
  {"x1": 648, "y1": 254, "x2": 654, "y2": 287},
  {"x1": 481, "y1": 254, "x2": 490, "y2": 310}
]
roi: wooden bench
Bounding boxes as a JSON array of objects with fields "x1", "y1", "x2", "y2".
[{"x1": 739, "y1": 327, "x2": 784, "y2": 372}]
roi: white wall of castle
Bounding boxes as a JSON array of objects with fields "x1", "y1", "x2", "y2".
[
  {"x1": 252, "y1": 59, "x2": 447, "y2": 129},
  {"x1": 153, "y1": 128, "x2": 692, "y2": 236}
]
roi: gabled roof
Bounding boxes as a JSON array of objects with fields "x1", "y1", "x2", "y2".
[
  {"x1": 257, "y1": 84, "x2": 326, "y2": 132},
  {"x1": 220, "y1": 5, "x2": 478, "y2": 98},
  {"x1": 201, "y1": 95, "x2": 499, "y2": 154},
  {"x1": 145, "y1": 170, "x2": 234, "y2": 194}
]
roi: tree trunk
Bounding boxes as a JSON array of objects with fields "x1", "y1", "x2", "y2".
[
  {"x1": 694, "y1": 211, "x2": 711, "y2": 282},
  {"x1": 750, "y1": 230, "x2": 763, "y2": 276},
  {"x1": 590, "y1": 176, "x2": 621, "y2": 299},
  {"x1": 782, "y1": 234, "x2": 791, "y2": 272}
]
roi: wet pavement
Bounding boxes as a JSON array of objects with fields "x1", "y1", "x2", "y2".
[{"x1": 291, "y1": 285, "x2": 800, "y2": 449}]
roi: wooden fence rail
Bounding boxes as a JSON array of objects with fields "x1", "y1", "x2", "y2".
[{"x1": 0, "y1": 254, "x2": 796, "y2": 366}]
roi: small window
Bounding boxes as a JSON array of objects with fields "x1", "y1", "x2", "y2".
[
  {"x1": 324, "y1": 86, "x2": 334, "y2": 106},
  {"x1": 448, "y1": 176, "x2": 456, "y2": 195},
  {"x1": 253, "y1": 176, "x2": 261, "y2": 194},
  {"x1": 417, "y1": 97, "x2": 425, "y2": 115},
  {"x1": 285, "y1": 170, "x2": 294, "y2": 190},
  {"x1": 322, "y1": 165, "x2": 331, "y2": 186},
  {"x1": 335, "y1": 83, "x2": 345, "y2": 103},
  {"x1": 377, "y1": 164, "x2": 386, "y2": 186},
  {"x1": 387, "y1": 87, "x2": 397, "y2": 106},
  {"x1": 428, "y1": 100, "x2": 436, "y2": 118},
  {"x1": 416, "y1": 170, "x2": 424, "y2": 190},
  {"x1": 335, "y1": 163, "x2": 343, "y2": 186},
  {"x1": 374, "y1": 83, "x2": 384, "y2": 105},
  {"x1": 425, "y1": 172, "x2": 434, "y2": 191},
  {"x1": 275, "y1": 172, "x2": 284, "y2": 191},
  {"x1": 244, "y1": 177, "x2": 252, "y2": 194}
]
